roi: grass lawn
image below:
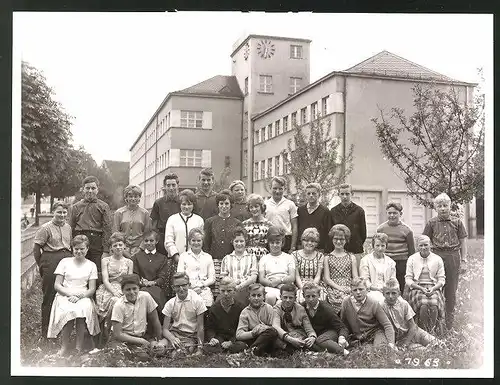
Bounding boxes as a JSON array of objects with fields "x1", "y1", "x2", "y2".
[{"x1": 19, "y1": 240, "x2": 485, "y2": 369}]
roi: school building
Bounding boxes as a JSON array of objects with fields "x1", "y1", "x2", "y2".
[{"x1": 129, "y1": 34, "x2": 479, "y2": 237}]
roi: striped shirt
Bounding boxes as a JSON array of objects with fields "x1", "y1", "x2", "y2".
[{"x1": 220, "y1": 251, "x2": 258, "y2": 283}]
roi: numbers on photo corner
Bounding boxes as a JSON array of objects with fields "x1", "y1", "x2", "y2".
[{"x1": 402, "y1": 357, "x2": 439, "y2": 367}]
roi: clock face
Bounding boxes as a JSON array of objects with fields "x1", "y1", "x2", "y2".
[
  {"x1": 257, "y1": 39, "x2": 275, "y2": 59},
  {"x1": 243, "y1": 43, "x2": 250, "y2": 60}
]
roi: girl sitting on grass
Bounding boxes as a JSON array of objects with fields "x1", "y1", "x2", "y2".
[{"x1": 96, "y1": 232, "x2": 134, "y2": 341}]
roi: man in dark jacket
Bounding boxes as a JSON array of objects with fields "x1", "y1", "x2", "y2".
[{"x1": 330, "y1": 184, "x2": 367, "y2": 268}]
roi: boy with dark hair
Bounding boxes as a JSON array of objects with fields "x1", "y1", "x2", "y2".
[
  {"x1": 150, "y1": 173, "x2": 180, "y2": 256},
  {"x1": 272, "y1": 283, "x2": 317, "y2": 354},
  {"x1": 110, "y1": 274, "x2": 163, "y2": 351},
  {"x1": 203, "y1": 277, "x2": 247, "y2": 354},
  {"x1": 70, "y1": 175, "x2": 112, "y2": 272}
]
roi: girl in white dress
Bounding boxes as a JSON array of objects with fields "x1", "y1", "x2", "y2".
[{"x1": 47, "y1": 235, "x2": 100, "y2": 355}]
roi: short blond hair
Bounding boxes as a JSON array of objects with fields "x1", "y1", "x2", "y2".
[{"x1": 434, "y1": 193, "x2": 451, "y2": 205}]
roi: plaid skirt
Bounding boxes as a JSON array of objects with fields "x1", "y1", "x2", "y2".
[{"x1": 407, "y1": 283, "x2": 446, "y2": 319}]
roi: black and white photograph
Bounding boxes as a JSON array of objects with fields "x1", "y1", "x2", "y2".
[{"x1": 11, "y1": 11, "x2": 493, "y2": 377}]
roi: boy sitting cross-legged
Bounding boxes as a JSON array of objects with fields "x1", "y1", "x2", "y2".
[
  {"x1": 272, "y1": 283, "x2": 317, "y2": 355},
  {"x1": 157, "y1": 272, "x2": 207, "y2": 356},
  {"x1": 203, "y1": 277, "x2": 247, "y2": 354},
  {"x1": 235, "y1": 283, "x2": 278, "y2": 356},
  {"x1": 110, "y1": 274, "x2": 163, "y2": 355},
  {"x1": 381, "y1": 278, "x2": 437, "y2": 349}
]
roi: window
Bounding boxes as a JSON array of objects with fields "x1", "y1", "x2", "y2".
[
  {"x1": 243, "y1": 112, "x2": 248, "y2": 139},
  {"x1": 283, "y1": 116, "x2": 289, "y2": 132},
  {"x1": 311, "y1": 102, "x2": 318, "y2": 120},
  {"x1": 275, "y1": 120, "x2": 281, "y2": 136},
  {"x1": 260, "y1": 161, "x2": 266, "y2": 180},
  {"x1": 244, "y1": 77, "x2": 248, "y2": 95},
  {"x1": 301, "y1": 108, "x2": 307, "y2": 125},
  {"x1": 261, "y1": 127, "x2": 266, "y2": 142},
  {"x1": 274, "y1": 155, "x2": 280, "y2": 176},
  {"x1": 180, "y1": 149, "x2": 202, "y2": 167},
  {"x1": 259, "y1": 75, "x2": 273, "y2": 93},
  {"x1": 180, "y1": 111, "x2": 203, "y2": 128},
  {"x1": 282, "y1": 152, "x2": 289, "y2": 175},
  {"x1": 290, "y1": 45, "x2": 303, "y2": 59},
  {"x1": 289, "y1": 77, "x2": 301, "y2": 94},
  {"x1": 267, "y1": 158, "x2": 273, "y2": 177},
  {"x1": 291, "y1": 112, "x2": 297, "y2": 127},
  {"x1": 243, "y1": 150, "x2": 248, "y2": 177},
  {"x1": 254, "y1": 162, "x2": 259, "y2": 180},
  {"x1": 267, "y1": 124, "x2": 273, "y2": 139},
  {"x1": 322, "y1": 96, "x2": 329, "y2": 116},
  {"x1": 167, "y1": 112, "x2": 170, "y2": 128}
]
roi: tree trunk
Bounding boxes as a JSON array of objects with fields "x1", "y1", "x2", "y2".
[
  {"x1": 34, "y1": 188, "x2": 41, "y2": 227},
  {"x1": 50, "y1": 195, "x2": 55, "y2": 213}
]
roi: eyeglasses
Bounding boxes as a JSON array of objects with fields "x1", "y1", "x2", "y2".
[{"x1": 173, "y1": 283, "x2": 189, "y2": 289}]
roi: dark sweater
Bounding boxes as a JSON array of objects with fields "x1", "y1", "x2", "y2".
[
  {"x1": 205, "y1": 300, "x2": 245, "y2": 343},
  {"x1": 330, "y1": 202, "x2": 367, "y2": 254},
  {"x1": 297, "y1": 204, "x2": 333, "y2": 252},
  {"x1": 302, "y1": 300, "x2": 349, "y2": 338}
]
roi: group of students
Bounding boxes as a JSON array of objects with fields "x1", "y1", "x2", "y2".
[{"x1": 32, "y1": 168, "x2": 468, "y2": 359}]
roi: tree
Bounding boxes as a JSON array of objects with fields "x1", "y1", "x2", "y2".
[
  {"x1": 21, "y1": 61, "x2": 73, "y2": 225},
  {"x1": 372, "y1": 80, "x2": 485, "y2": 210},
  {"x1": 276, "y1": 115, "x2": 354, "y2": 204}
]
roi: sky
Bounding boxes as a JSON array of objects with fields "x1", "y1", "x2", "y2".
[{"x1": 13, "y1": 12, "x2": 493, "y2": 164}]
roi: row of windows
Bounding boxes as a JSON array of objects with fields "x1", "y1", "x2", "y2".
[
  {"x1": 255, "y1": 96, "x2": 329, "y2": 144},
  {"x1": 157, "y1": 151, "x2": 169, "y2": 172},
  {"x1": 158, "y1": 112, "x2": 171, "y2": 138},
  {"x1": 253, "y1": 153, "x2": 291, "y2": 181},
  {"x1": 131, "y1": 141, "x2": 146, "y2": 165},
  {"x1": 250, "y1": 75, "x2": 305, "y2": 95}
]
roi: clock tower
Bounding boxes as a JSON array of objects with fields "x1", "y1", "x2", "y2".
[{"x1": 230, "y1": 34, "x2": 312, "y2": 191}]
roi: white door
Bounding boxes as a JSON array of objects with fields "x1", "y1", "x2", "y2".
[
  {"x1": 351, "y1": 191, "x2": 380, "y2": 237},
  {"x1": 387, "y1": 192, "x2": 427, "y2": 236}
]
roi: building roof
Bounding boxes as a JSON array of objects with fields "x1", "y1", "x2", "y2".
[
  {"x1": 101, "y1": 160, "x2": 130, "y2": 186},
  {"x1": 252, "y1": 50, "x2": 476, "y2": 120},
  {"x1": 344, "y1": 50, "x2": 458, "y2": 82},
  {"x1": 178, "y1": 75, "x2": 243, "y2": 98},
  {"x1": 129, "y1": 75, "x2": 243, "y2": 150},
  {"x1": 230, "y1": 34, "x2": 312, "y2": 57}
]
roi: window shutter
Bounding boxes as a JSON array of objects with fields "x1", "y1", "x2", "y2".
[
  {"x1": 329, "y1": 92, "x2": 345, "y2": 113},
  {"x1": 202, "y1": 150, "x2": 212, "y2": 167},
  {"x1": 171, "y1": 110, "x2": 180, "y2": 127},
  {"x1": 170, "y1": 149, "x2": 180, "y2": 167},
  {"x1": 202, "y1": 111, "x2": 212, "y2": 130}
]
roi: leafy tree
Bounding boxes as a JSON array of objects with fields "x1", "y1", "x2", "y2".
[
  {"x1": 372, "y1": 80, "x2": 485, "y2": 210},
  {"x1": 21, "y1": 61, "x2": 73, "y2": 225},
  {"x1": 275, "y1": 115, "x2": 354, "y2": 204}
]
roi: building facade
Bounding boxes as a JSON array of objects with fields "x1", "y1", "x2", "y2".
[
  {"x1": 129, "y1": 36, "x2": 478, "y2": 237},
  {"x1": 129, "y1": 76, "x2": 243, "y2": 209}
]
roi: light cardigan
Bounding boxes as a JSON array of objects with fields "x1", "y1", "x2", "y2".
[
  {"x1": 405, "y1": 251, "x2": 446, "y2": 286},
  {"x1": 359, "y1": 253, "x2": 396, "y2": 290},
  {"x1": 164, "y1": 213, "x2": 204, "y2": 258}
]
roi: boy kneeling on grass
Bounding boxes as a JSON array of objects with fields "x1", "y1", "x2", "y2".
[
  {"x1": 235, "y1": 283, "x2": 278, "y2": 356},
  {"x1": 272, "y1": 283, "x2": 317, "y2": 355},
  {"x1": 158, "y1": 272, "x2": 207, "y2": 356},
  {"x1": 203, "y1": 277, "x2": 247, "y2": 354},
  {"x1": 110, "y1": 274, "x2": 163, "y2": 357},
  {"x1": 381, "y1": 278, "x2": 437, "y2": 349}
]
